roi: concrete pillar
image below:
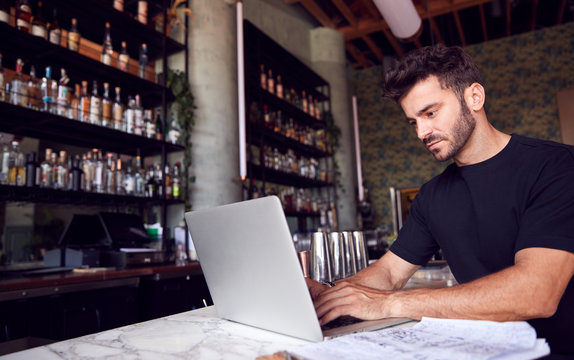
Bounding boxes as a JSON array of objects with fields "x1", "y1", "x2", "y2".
[
  {"x1": 310, "y1": 28, "x2": 357, "y2": 230},
  {"x1": 188, "y1": 0, "x2": 241, "y2": 209}
]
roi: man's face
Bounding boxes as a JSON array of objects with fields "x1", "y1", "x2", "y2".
[{"x1": 400, "y1": 76, "x2": 476, "y2": 162}]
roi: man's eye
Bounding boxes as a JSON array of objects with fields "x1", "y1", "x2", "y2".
[
  {"x1": 427, "y1": 111, "x2": 436, "y2": 118},
  {"x1": 408, "y1": 120, "x2": 417, "y2": 126}
]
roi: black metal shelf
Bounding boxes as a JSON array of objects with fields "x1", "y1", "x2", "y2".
[
  {"x1": 0, "y1": 184, "x2": 185, "y2": 207},
  {"x1": 48, "y1": 0, "x2": 186, "y2": 61},
  {"x1": 0, "y1": 22, "x2": 171, "y2": 108},
  {"x1": 0, "y1": 102, "x2": 184, "y2": 157},
  {"x1": 249, "y1": 125, "x2": 330, "y2": 159},
  {"x1": 248, "y1": 164, "x2": 332, "y2": 188}
]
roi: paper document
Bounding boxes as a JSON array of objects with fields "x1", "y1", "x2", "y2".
[{"x1": 290, "y1": 317, "x2": 550, "y2": 360}]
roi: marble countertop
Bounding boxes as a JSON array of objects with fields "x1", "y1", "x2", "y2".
[{"x1": 0, "y1": 306, "x2": 312, "y2": 360}]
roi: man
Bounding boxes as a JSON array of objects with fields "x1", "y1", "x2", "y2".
[{"x1": 308, "y1": 44, "x2": 574, "y2": 356}]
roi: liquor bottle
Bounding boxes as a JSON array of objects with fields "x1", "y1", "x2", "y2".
[
  {"x1": 93, "y1": 150, "x2": 104, "y2": 193},
  {"x1": 102, "y1": 82, "x2": 112, "y2": 127},
  {"x1": 39, "y1": 148, "x2": 52, "y2": 188},
  {"x1": 115, "y1": 157, "x2": 124, "y2": 194},
  {"x1": 31, "y1": 1, "x2": 47, "y2": 39},
  {"x1": 0, "y1": 144, "x2": 8, "y2": 184},
  {"x1": 11, "y1": 59, "x2": 28, "y2": 107},
  {"x1": 301, "y1": 90, "x2": 308, "y2": 113},
  {"x1": 276, "y1": 75, "x2": 283, "y2": 99},
  {"x1": 101, "y1": 22, "x2": 113, "y2": 66},
  {"x1": 8, "y1": 141, "x2": 25, "y2": 186},
  {"x1": 16, "y1": 0, "x2": 32, "y2": 33},
  {"x1": 27, "y1": 65, "x2": 41, "y2": 110},
  {"x1": 144, "y1": 109, "x2": 154, "y2": 138},
  {"x1": 133, "y1": 94, "x2": 143, "y2": 135},
  {"x1": 134, "y1": 154, "x2": 144, "y2": 196},
  {"x1": 164, "y1": 163, "x2": 173, "y2": 200},
  {"x1": 89, "y1": 80, "x2": 102, "y2": 125},
  {"x1": 138, "y1": 43, "x2": 148, "y2": 79},
  {"x1": 105, "y1": 153, "x2": 115, "y2": 194},
  {"x1": 154, "y1": 112, "x2": 163, "y2": 140},
  {"x1": 79, "y1": 80, "x2": 90, "y2": 122},
  {"x1": 172, "y1": 162, "x2": 181, "y2": 200},
  {"x1": 314, "y1": 98, "x2": 321, "y2": 120},
  {"x1": 145, "y1": 165, "x2": 155, "y2": 198},
  {"x1": 122, "y1": 158, "x2": 135, "y2": 196},
  {"x1": 0, "y1": 0, "x2": 10, "y2": 24},
  {"x1": 267, "y1": 69, "x2": 274, "y2": 95},
  {"x1": 154, "y1": 163, "x2": 163, "y2": 198},
  {"x1": 0, "y1": 52, "x2": 5, "y2": 102},
  {"x1": 57, "y1": 68, "x2": 70, "y2": 116},
  {"x1": 308, "y1": 94, "x2": 314, "y2": 118},
  {"x1": 113, "y1": 0, "x2": 123, "y2": 12},
  {"x1": 137, "y1": 0, "x2": 147, "y2": 25},
  {"x1": 68, "y1": 18, "x2": 80, "y2": 52},
  {"x1": 118, "y1": 41, "x2": 129, "y2": 72},
  {"x1": 48, "y1": 8, "x2": 61, "y2": 46},
  {"x1": 53, "y1": 150, "x2": 67, "y2": 189},
  {"x1": 113, "y1": 86, "x2": 123, "y2": 130},
  {"x1": 81, "y1": 152, "x2": 91, "y2": 191},
  {"x1": 259, "y1": 64, "x2": 266, "y2": 90},
  {"x1": 70, "y1": 83, "x2": 80, "y2": 120},
  {"x1": 70, "y1": 155, "x2": 83, "y2": 191},
  {"x1": 125, "y1": 96, "x2": 134, "y2": 134},
  {"x1": 40, "y1": 66, "x2": 55, "y2": 113},
  {"x1": 25, "y1": 151, "x2": 38, "y2": 187}
]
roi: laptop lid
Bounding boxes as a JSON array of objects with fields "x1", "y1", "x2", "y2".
[
  {"x1": 58, "y1": 214, "x2": 110, "y2": 249},
  {"x1": 98, "y1": 212, "x2": 152, "y2": 249},
  {"x1": 184, "y1": 196, "x2": 324, "y2": 342}
]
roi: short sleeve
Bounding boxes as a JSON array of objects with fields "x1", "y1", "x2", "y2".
[{"x1": 389, "y1": 187, "x2": 439, "y2": 265}]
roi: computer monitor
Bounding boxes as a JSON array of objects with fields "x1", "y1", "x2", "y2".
[{"x1": 98, "y1": 212, "x2": 151, "y2": 249}]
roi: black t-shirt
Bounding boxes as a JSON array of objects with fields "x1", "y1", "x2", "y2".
[{"x1": 390, "y1": 134, "x2": 574, "y2": 355}]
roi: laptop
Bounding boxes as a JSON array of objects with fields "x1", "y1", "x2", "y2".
[{"x1": 184, "y1": 196, "x2": 410, "y2": 342}]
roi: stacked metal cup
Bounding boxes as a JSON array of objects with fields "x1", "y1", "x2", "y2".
[
  {"x1": 327, "y1": 231, "x2": 346, "y2": 281},
  {"x1": 310, "y1": 231, "x2": 332, "y2": 282},
  {"x1": 341, "y1": 231, "x2": 357, "y2": 278},
  {"x1": 352, "y1": 230, "x2": 369, "y2": 272}
]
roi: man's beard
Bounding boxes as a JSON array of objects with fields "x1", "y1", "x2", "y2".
[{"x1": 425, "y1": 101, "x2": 476, "y2": 162}]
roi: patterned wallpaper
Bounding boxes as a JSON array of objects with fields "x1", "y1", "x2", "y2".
[{"x1": 351, "y1": 22, "x2": 574, "y2": 231}]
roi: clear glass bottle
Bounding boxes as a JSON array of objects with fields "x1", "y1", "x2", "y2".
[
  {"x1": 53, "y1": 150, "x2": 67, "y2": 189},
  {"x1": 0, "y1": 143, "x2": 9, "y2": 184},
  {"x1": 267, "y1": 69, "x2": 274, "y2": 95},
  {"x1": 134, "y1": 155, "x2": 145, "y2": 196},
  {"x1": 115, "y1": 157, "x2": 124, "y2": 194},
  {"x1": 31, "y1": 1, "x2": 47, "y2": 39},
  {"x1": 57, "y1": 68, "x2": 70, "y2": 116},
  {"x1": 118, "y1": 41, "x2": 129, "y2": 72},
  {"x1": 145, "y1": 165, "x2": 155, "y2": 198},
  {"x1": 122, "y1": 158, "x2": 135, "y2": 196},
  {"x1": 8, "y1": 141, "x2": 25, "y2": 186},
  {"x1": 16, "y1": 0, "x2": 32, "y2": 33},
  {"x1": 113, "y1": 86, "x2": 123, "y2": 131},
  {"x1": 154, "y1": 163, "x2": 163, "y2": 198},
  {"x1": 11, "y1": 59, "x2": 28, "y2": 107},
  {"x1": 70, "y1": 83, "x2": 80, "y2": 120},
  {"x1": 27, "y1": 65, "x2": 41, "y2": 110},
  {"x1": 101, "y1": 22, "x2": 113, "y2": 66},
  {"x1": 133, "y1": 94, "x2": 143, "y2": 135},
  {"x1": 48, "y1": 7, "x2": 61, "y2": 46},
  {"x1": 93, "y1": 150, "x2": 104, "y2": 193},
  {"x1": 81, "y1": 152, "x2": 91, "y2": 191},
  {"x1": 41, "y1": 66, "x2": 55, "y2": 113},
  {"x1": 89, "y1": 80, "x2": 101, "y2": 125},
  {"x1": 68, "y1": 18, "x2": 80, "y2": 51},
  {"x1": 276, "y1": 75, "x2": 283, "y2": 99},
  {"x1": 144, "y1": 109, "x2": 154, "y2": 138},
  {"x1": 164, "y1": 163, "x2": 173, "y2": 200},
  {"x1": 79, "y1": 80, "x2": 90, "y2": 122},
  {"x1": 102, "y1": 82, "x2": 112, "y2": 127},
  {"x1": 138, "y1": 43, "x2": 148, "y2": 79},
  {"x1": 39, "y1": 148, "x2": 53, "y2": 188},
  {"x1": 125, "y1": 96, "x2": 135, "y2": 134},
  {"x1": 105, "y1": 153, "x2": 115, "y2": 194},
  {"x1": 172, "y1": 163, "x2": 181, "y2": 200}
]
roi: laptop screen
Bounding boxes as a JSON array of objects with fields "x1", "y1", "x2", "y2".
[
  {"x1": 58, "y1": 214, "x2": 110, "y2": 249},
  {"x1": 98, "y1": 212, "x2": 151, "y2": 249}
]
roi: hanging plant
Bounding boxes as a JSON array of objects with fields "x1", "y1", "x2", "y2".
[
  {"x1": 323, "y1": 110, "x2": 344, "y2": 196},
  {"x1": 167, "y1": 68, "x2": 196, "y2": 210}
]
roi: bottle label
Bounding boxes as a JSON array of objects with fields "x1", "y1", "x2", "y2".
[
  {"x1": 102, "y1": 53, "x2": 112, "y2": 66},
  {"x1": 49, "y1": 29, "x2": 61, "y2": 45},
  {"x1": 126, "y1": 109, "x2": 134, "y2": 133},
  {"x1": 113, "y1": 105, "x2": 123, "y2": 129},
  {"x1": 31, "y1": 25, "x2": 47, "y2": 39},
  {"x1": 173, "y1": 184, "x2": 180, "y2": 198},
  {"x1": 138, "y1": 1, "x2": 147, "y2": 24},
  {"x1": 119, "y1": 55, "x2": 129, "y2": 72},
  {"x1": 16, "y1": 18, "x2": 30, "y2": 30},
  {"x1": 68, "y1": 33, "x2": 80, "y2": 51},
  {"x1": 114, "y1": 0, "x2": 124, "y2": 11},
  {"x1": 102, "y1": 102, "x2": 112, "y2": 126},
  {"x1": 90, "y1": 98, "x2": 101, "y2": 124},
  {"x1": 0, "y1": 10, "x2": 9, "y2": 24}
]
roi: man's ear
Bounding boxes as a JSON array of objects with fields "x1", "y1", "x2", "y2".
[{"x1": 465, "y1": 83, "x2": 485, "y2": 111}]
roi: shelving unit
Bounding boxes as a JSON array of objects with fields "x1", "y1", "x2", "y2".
[
  {"x1": 243, "y1": 20, "x2": 336, "y2": 231},
  {"x1": 0, "y1": 0, "x2": 187, "y2": 259}
]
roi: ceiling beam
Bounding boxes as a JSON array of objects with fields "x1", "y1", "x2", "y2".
[
  {"x1": 452, "y1": 10, "x2": 466, "y2": 46},
  {"x1": 531, "y1": 0, "x2": 539, "y2": 31},
  {"x1": 359, "y1": 0, "x2": 382, "y2": 19},
  {"x1": 346, "y1": 42, "x2": 371, "y2": 68},
  {"x1": 381, "y1": 27, "x2": 405, "y2": 58},
  {"x1": 429, "y1": 16, "x2": 445, "y2": 44},
  {"x1": 331, "y1": 0, "x2": 358, "y2": 26},
  {"x1": 479, "y1": 3, "x2": 488, "y2": 41},
  {"x1": 297, "y1": 0, "x2": 336, "y2": 28},
  {"x1": 362, "y1": 35, "x2": 383, "y2": 61}
]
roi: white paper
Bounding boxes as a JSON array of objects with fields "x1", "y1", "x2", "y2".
[{"x1": 290, "y1": 317, "x2": 550, "y2": 360}]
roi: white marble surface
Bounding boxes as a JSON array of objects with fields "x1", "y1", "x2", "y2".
[{"x1": 0, "y1": 306, "x2": 310, "y2": 360}]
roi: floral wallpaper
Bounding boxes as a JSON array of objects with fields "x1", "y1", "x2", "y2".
[{"x1": 351, "y1": 22, "x2": 574, "y2": 231}]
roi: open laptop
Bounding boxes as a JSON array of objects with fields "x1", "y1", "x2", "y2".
[{"x1": 184, "y1": 196, "x2": 410, "y2": 342}]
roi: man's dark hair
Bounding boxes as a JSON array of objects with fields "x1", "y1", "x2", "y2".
[{"x1": 382, "y1": 44, "x2": 483, "y2": 103}]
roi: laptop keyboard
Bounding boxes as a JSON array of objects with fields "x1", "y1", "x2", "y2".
[{"x1": 321, "y1": 315, "x2": 363, "y2": 330}]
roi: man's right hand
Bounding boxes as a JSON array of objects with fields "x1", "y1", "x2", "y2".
[{"x1": 305, "y1": 277, "x2": 331, "y2": 301}]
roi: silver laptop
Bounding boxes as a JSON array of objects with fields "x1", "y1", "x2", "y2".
[{"x1": 184, "y1": 196, "x2": 410, "y2": 342}]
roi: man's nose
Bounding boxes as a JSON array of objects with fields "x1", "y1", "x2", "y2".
[{"x1": 416, "y1": 120, "x2": 432, "y2": 142}]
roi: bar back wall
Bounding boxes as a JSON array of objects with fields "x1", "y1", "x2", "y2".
[{"x1": 352, "y1": 22, "x2": 574, "y2": 231}]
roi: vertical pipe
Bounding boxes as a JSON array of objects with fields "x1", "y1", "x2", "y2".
[
  {"x1": 352, "y1": 95, "x2": 363, "y2": 202},
  {"x1": 236, "y1": 0, "x2": 246, "y2": 180}
]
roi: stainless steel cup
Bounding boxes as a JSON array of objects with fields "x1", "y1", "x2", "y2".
[
  {"x1": 352, "y1": 230, "x2": 369, "y2": 272},
  {"x1": 341, "y1": 231, "x2": 357, "y2": 278},
  {"x1": 328, "y1": 231, "x2": 345, "y2": 281},
  {"x1": 310, "y1": 231, "x2": 332, "y2": 282}
]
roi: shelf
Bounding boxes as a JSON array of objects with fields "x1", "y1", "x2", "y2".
[
  {"x1": 249, "y1": 125, "x2": 330, "y2": 159},
  {"x1": 0, "y1": 102, "x2": 184, "y2": 157},
  {"x1": 248, "y1": 164, "x2": 331, "y2": 188},
  {"x1": 0, "y1": 23, "x2": 171, "y2": 108},
  {"x1": 50, "y1": 0, "x2": 186, "y2": 61},
  {"x1": 0, "y1": 184, "x2": 185, "y2": 207}
]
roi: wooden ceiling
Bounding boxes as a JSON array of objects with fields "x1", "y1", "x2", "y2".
[{"x1": 285, "y1": 0, "x2": 573, "y2": 68}]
